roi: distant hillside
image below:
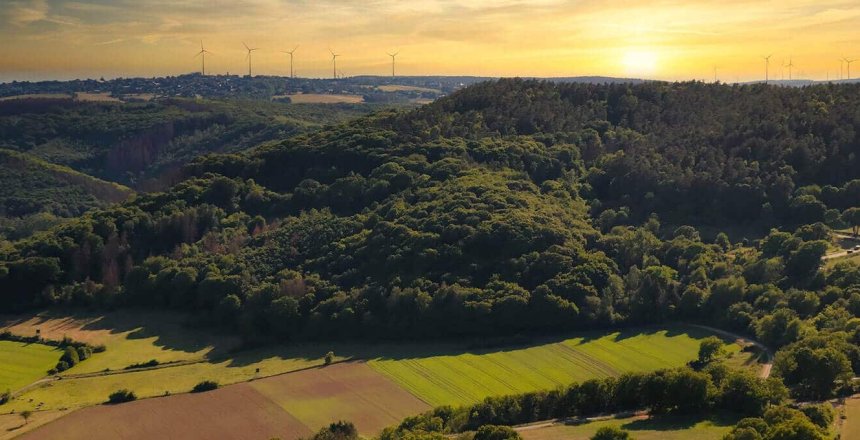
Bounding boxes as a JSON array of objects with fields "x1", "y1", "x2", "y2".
[
  {"x1": 0, "y1": 98, "x2": 376, "y2": 189},
  {"x1": 0, "y1": 149, "x2": 133, "y2": 215}
]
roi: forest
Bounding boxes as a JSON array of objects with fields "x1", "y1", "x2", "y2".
[{"x1": 3, "y1": 78, "x2": 860, "y2": 411}]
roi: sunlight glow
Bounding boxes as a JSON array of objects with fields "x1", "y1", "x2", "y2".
[{"x1": 622, "y1": 50, "x2": 659, "y2": 77}]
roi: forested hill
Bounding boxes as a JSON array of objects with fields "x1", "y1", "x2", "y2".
[{"x1": 4, "y1": 81, "x2": 860, "y2": 401}]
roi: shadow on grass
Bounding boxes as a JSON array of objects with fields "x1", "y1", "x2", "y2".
[{"x1": 621, "y1": 412, "x2": 741, "y2": 432}]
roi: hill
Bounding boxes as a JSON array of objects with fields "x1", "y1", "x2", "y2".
[{"x1": 1, "y1": 80, "x2": 860, "y2": 407}]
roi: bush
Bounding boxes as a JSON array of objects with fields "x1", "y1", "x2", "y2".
[
  {"x1": 107, "y1": 389, "x2": 137, "y2": 404},
  {"x1": 324, "y1": 351, "x2": 335, "y2": 366},
  {"x1": 0, "y1": 389, "x2": 10, "y2": 405},
  {"x1": 60, "y1": 346, "x2": 80, "y2": 366},
  {"x1": 125, "y1": 359, "x2": 159, "y2": 370},
  {"x1": 591, "y1": 426, "x2": 631, "y2": 440},
  {"x1": 192, "y1": 380, "x2": 219, "y2": 393},
  {"x1": 474, "y1": 425, "x2": 522, "y2": 440}
]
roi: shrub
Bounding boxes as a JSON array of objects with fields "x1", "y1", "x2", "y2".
[
  {"x1": 324, "y1": 351, "x2": 334, "y2": 366},
  {"x1": 192, "y1": 380, "x2": 219, "y2": 393},
  {"x1": 107, "y1": 389, "x2": 137, "y2": 404},
  {"x1": 60, "y1": 346, "x2": 80, "y2": 366},
  {"x1": 591, "y1": 426, "x2": 631, "y2": 440},
  {"x1": 474, "y1": 425, "x2": 522, "y2": 440},
  {"x1": 55, "y1": 361, "x2": 70, "y2": 372},
  {"x1": 125, "y1": 359, "x2": 159, "y2": 370},
  {"x1": 0, "y1": 389, "x2": 10, "y2": 405}
]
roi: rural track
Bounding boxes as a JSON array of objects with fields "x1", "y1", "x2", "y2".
[
  {"x1": 824, "y1": 233, "x2": 860, "y2": 261},
  {"x1": 688, "y1": 324, "x2": 773, "y2": 378}
]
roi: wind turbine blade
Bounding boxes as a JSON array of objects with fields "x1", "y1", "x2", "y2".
[{"x1": 243, "y1": 42, "x2": 250, "y2": 51}]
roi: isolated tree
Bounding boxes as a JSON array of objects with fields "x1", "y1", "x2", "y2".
[
  {"x1": 843, "y1": 208, "x2": 860, "y2": 236},
  {"x1": 324, "y1": 351, "x2": 334, "y2": 366},
  {"x1": 20, "y1": 410, "x2": 31, "y2": 425},
  {"x1": 591, "y1": 426, "x2": 631, "y2": 440},
  {"x1": 698, "y1": 336, "x2": 726, "y2": 364}
]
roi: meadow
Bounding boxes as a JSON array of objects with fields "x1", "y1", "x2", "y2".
[
  {"x1": 368, "y1": 326, "x2": 740, "y2": 407},
  {"x1": 0, "y1": 341, "x2": 59, "y2": 392},
  {"x1": 279, "y1": 93, "x2": 364, "y2": 104},
  {"x1": 518, "y1": 413, "x2": 740, "y2": 440}
]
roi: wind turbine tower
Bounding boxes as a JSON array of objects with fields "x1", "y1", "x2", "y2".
[
  {"x1": 846, "y1": 58, "x2": 856, "y2": 80},
  {"x1": 388, "y1": 52, "x2": 399, "y2": 77},
  {"x1": 763, "y1": 54, "x2": 773, "y2": 84},
  {"x1": 195, "y1": 41, "x2": 211, "y2": 75},
  {"x1": 282, "y1": 46, "x2": 298, "y2": 78},
  {"x1": 243, "y1": 42, "x2": 259, "y2": 77},
  {"x1": 785, "y1": 58, "x2": 794, "y2": 81},
  {"x1": 330, "y1": 49, "x2": 340, "y2": 80}
]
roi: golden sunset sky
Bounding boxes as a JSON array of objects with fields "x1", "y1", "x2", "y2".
[{"x1": 0, "y1": 0, "x2": 858, "y2": 82}]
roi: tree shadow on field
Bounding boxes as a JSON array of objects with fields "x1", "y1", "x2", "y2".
[
  {"x1": 2, "y1": 308, "x2": 240, "y2": 359},
  {"x1": 217, "y1": 323, "x2": 716, "y2": 369},
  {"x1": 621, "y1": 412, "x2": 740, "y2": 433}
]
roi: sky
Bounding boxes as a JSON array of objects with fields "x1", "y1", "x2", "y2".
[{"x1": 0, "y1": 0, "x2": 858, "y2": 82}]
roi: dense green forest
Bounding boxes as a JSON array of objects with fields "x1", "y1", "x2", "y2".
[{"x1": 3, "y1": 79, "x2": 860, "y2": 404}]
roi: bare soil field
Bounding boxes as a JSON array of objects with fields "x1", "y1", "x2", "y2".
[
  {"x1": 13, "y1": 362, "x2": 428, "y2": 439},
  {"x1": 15, "y1": 383, "x2": 313, "y2": 440},
  {"x1": 251, "y1": 362, "x2": 430, "y2": 434}
]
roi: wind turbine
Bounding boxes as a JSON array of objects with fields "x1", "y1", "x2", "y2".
[
  {"x1": 194, "y1": 41, "x2": 212, "y2": 75},
  {"x1": 763, "y1": 54, "x2": 773, "y2": 84},
  {"x1": 282, "y1": 46, "x2": 298, "y2": 78},
  {"x1": 845, "y1": 58, "x2": 856, "y2": 80},
  {"x1": 330, "y1": 49, "x2": 340, "y2": 80},
  {"x1": 785, "y1": 58, "x2": 794, "y2": 81},
  {"x1": 243, "y1": 42, "x2": 259, "y2": 77},
  {"x1": 387, "y1": 51, "x2": 399, "y2": 77}
]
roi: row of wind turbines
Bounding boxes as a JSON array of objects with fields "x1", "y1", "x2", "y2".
[
  {"x1": 195, "y1": 42, "x2": 400, "y2": 79},
  {"x1": 760, "y1": 55, "x2": 856, "y2": 83}
]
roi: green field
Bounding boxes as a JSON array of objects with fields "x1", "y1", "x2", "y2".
[
  {"x1": 368, "y1": 326, "x2": 741, "y2": 407},
  {"x1": 2, "y1": 322, "x2": 749, "y2": 414},
  {"x1": 0, "y1": 341, "x2": 60, "y2": 392},
  {"x1": 519, "y1": 413, "x2": 740, "y2": 440}
]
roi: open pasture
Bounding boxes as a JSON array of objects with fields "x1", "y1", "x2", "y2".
[
  {"x1": 0, "y1": 341, "x2": 59, "y2": 392},
  {"x1": 0, "y1": 310, "x2": 241, "y2": 374},
  {"x1": 376, "y1": 85, "x2": 442, "y2": 93},
  {"x1": 279, "y1": 93, "x2": 364, "y2": 104},
  {"x1": 74, "y1": 92, "x2": 121, "y2": 102},
  {"x1": 518, "y1": 413, "x2": 739, "y2": 440},
  {"x1": 369, "y1": 326, "x2": 740, "y2": 407}
]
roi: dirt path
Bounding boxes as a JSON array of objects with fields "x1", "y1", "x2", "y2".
[{"x1": 689, "y1": 324, "x2": 773, "y2": 378}]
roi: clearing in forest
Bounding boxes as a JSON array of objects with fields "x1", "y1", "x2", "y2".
[
  {"x1": 0, "y1": 340, "x2": 59, "y2": 392},
  {"x1": 518, "y1": 413, "x2": 739, "y2": 440}
]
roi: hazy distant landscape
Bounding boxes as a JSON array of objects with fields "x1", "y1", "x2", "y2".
[{"x1": 2, "y1": 0, "x2": 860, "y2": 439}]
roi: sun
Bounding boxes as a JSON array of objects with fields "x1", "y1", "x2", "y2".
[{"x1": 622, "y1": 50, "x2": 659, "y2": 77}]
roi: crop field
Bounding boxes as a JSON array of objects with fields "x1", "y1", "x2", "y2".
[
  {"x1": 376, "y1": 85, "x2": 442, "y2": 93},
  {"x1": 280, "y1": 93, "x2": 364, "y2": 104},
  {"x1": 0, "y1": 340, "x2": 59, "y2": 392},
  {"x1": 0, "y1": 93, "x2": 73, "y2": 101},
  {"x1": 0, "y1": 311, "x2": 241, "y2": 374},
  {"x1": 14, "y1": 363, "x2": 428, "y2": 440},
  {"x1": 249, "y1": 362, "x2": 430, "y2": 434},
  {"x1": 16, "y1": 383, "x2": 314, "y2": 440},
  {"x1": 74, "y1": 92, "x2": 122, "y2": 102},
  {"x1": 369, "y1": 326, "x2": 739, "y2": 407},
  {"x1": 518, "y1": 413, "x2": 739, "y2": 440}
]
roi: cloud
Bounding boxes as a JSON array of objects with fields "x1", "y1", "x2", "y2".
[{"x1": 3, "y1": 0, "x2": 50, "y2": 26}]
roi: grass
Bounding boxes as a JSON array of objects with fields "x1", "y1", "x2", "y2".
[
  {"x1": 1, "y1": 321, "x2": 754, "y2": 415},
  {"x1": 838, "y1": 395, "x2": 860, "y2": 440},
  {"x1": 368, "y1": 326, "x2": 742, "y2": 407},
  {"x1": 0, "y1": 310, "x2": 240, "y2": 374},
  {"x1": 519, "y1": 413, "x2": 740, "y2": 440},
  {"x1": 279, "y1": 94, "x2": 364, "y2": 104},
  {"x1": 0, "y1": 341, "x2": 60, "y2": 392}
]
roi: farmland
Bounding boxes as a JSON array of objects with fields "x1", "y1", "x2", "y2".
[
  {"x1": 839, "y1": 395, "x2": 860, "y2": 440},
  {"x1": 14, "y1": 363, "x2": 428, "y2": 440},
  {"x1": 368, "y1": 326, "x2": 740, "y2": 407},
  {"x1": 518, "y1": 413, "x2": 740, "y2": 440},
  {"x1": 278, "y1": 93, "x2": 364, "y2": 104},
  {"x1": 0, "y1": 340, "x2": 59, "y2": 392}
]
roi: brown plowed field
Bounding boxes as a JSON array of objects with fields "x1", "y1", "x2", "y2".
[
  {"x1": 14, "y1": 362, "x2": 429, "y2": 440},
  {"x1": 250, "y1": 362, "x2": 430, "y2": 433}
]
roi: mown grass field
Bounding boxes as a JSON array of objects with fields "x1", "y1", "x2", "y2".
[
  {"x1": 0, "y1": 311, "x2": 241, "y2": 374},
  {"x1": 369, "y1": 326, "x2": 740, "y2": 407},
  {"x1": 839, "y1": 395, "x2": 860, "y2": 440},
  {"x1": 0, "y1": 340, "x2": 59, "y2": 392},
  {"x1": 518, "y1": 413, "x2": 740, "y2": 440}
]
